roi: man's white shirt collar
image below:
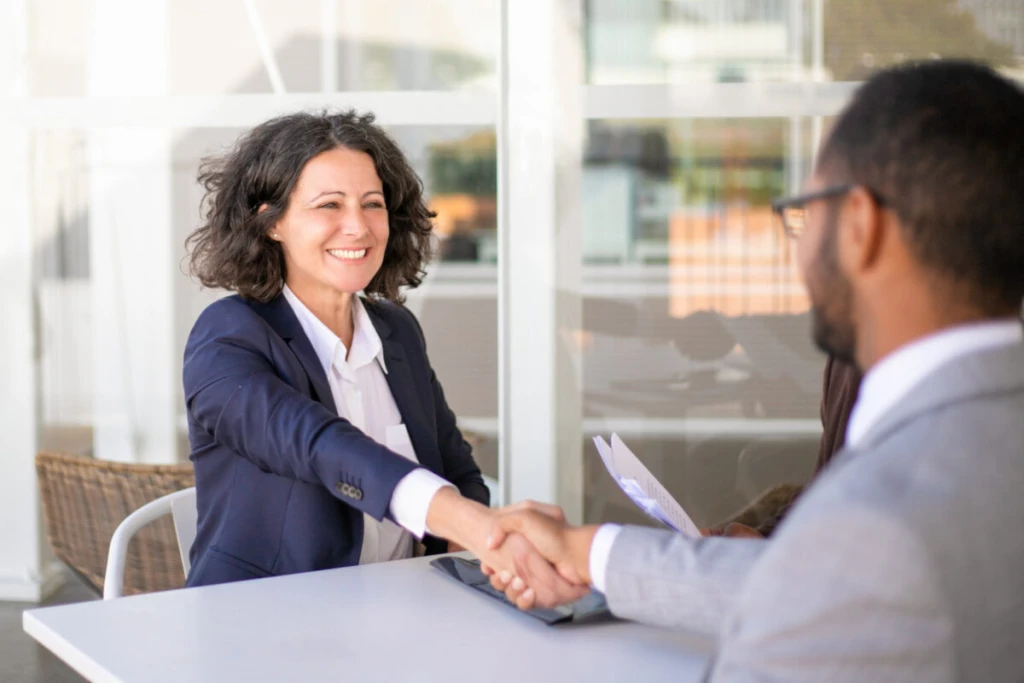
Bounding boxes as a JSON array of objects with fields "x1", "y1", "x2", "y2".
[{"x1": 846, "y1": 318, "x2": 1023, "y2": 449}]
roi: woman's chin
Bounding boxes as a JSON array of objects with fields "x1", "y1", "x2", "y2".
[{"x1": 324, "y1": 276, "x2": 374, "y2": 296}]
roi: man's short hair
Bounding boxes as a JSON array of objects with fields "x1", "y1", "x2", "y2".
[{"x1": 818, "y1": 60, "x2": 1024, "y2": 314}]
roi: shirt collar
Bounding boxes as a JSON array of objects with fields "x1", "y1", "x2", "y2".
[
  {"x1": 845, "y1": 318, "x2": 1023, "y2": 449},
  {"x1": 281, "y1": 285, "x2": 388, "y2": 377}
]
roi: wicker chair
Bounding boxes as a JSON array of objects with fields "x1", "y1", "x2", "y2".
[{"x1": 35, "y1": 451, "x2": 195, "y2": 597}]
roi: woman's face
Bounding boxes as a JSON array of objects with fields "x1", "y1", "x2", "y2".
[{"x1": 269, "y1": 146, "x2": 389, "y2": 300}]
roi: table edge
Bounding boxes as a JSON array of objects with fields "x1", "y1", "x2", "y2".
[{"x1": 23, "y1": 608, "x2": 124, "y2": 683}]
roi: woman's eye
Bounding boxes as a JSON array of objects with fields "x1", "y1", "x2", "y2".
[
  {"x1": 318, "y1": 202, "x2": 339, "y2": 210},
  {"x1": 364, "y1": 202, "x2": 385, "y2": 210}
]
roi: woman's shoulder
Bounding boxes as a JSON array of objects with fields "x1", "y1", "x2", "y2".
[
  {"x1": 195, "y1": 293, "x2": 257, "y2": 324},
  {"x1": 189, "y1": 293, "x2": 279, "y2": 342}
]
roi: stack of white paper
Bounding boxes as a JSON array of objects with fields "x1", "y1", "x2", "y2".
[{"x1": 593, "y1": 433, "x2": 701, "y2": 538}]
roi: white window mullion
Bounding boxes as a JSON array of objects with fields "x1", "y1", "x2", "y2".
[{"x1": 501, "y1": 0, "x2": 585, "y2": 521}]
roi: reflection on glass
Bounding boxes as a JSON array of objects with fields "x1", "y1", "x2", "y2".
[
  {"x1": 579, "y1": 117, "x2": 824, "y2": 528},
  {"x1": 585, "y1": 0, "x2": 1024, "y2": 85},
  {"x1": 824, "y1": 0, "x2": 1021, "y2": 80},
  {"x1": 427, "y1": 131, "x2": 497, "y2": 262}
]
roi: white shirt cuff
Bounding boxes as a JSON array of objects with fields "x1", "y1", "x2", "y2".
[
  {"x1": 588, "y1": 523, "x2": 623, "y2": 594},
  {"x1": 389, "y1": 468, "x2": 455, "y2": 539}
]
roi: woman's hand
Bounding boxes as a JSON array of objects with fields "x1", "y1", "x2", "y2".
[
  {"x1": 479, "y1": 500, "x2": 569, "y2": 577},
  {"x1": 480, "y1": 500, "x2": 592, "y2": 610}
]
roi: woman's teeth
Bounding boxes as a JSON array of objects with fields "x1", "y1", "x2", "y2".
[{"x1": 328, "y1": 248, "x2": 367, "y2": 260}]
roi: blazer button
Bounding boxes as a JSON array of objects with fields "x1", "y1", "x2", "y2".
[
  {"x1": 352, "y1": 488, "x2": 363, "y2": 501},
  {"x1": 334, "y1": 482, "x2": 345, "y2": 495}
]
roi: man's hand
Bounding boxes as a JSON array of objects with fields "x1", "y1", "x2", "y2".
[{"x1": 483, "y1": 505, "x2": 597, "y2": 610}]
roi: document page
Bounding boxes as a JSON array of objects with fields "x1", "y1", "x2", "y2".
[{"x1": 593, "y1": 433, "x2": 701, "y2": 538}]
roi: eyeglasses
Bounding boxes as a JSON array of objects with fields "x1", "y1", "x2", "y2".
[{"x1": 771, "y1": 185, "x2": 857, "y2": 239}]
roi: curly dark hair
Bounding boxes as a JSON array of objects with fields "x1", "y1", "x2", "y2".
[{"x1": 186, "y1": 109, "x2": 435, "y2": 303}]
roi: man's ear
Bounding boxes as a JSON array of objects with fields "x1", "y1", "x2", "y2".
[{"x1": 839, "y1": 186, "x2": 886, "y2": 276}]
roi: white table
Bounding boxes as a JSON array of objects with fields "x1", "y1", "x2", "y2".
[{"x1": 24, "y1": 554, "x2": 715, "y2": 683}]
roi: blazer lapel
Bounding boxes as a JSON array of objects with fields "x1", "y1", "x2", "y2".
[
  {"x1": 248, "y1": 295, "x2": 337, "y2": 415},
  {"x1": 368, "y1": 303, "x2": 445, "y2": 477}
]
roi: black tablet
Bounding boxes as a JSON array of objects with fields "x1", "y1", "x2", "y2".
[{"x1": 430, "y1": 556, "x2": 609, "y2": 625}]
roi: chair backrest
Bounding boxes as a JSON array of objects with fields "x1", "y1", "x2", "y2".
[
  {"x1": 103, "y1": 487, "x2": 197, "y2": 599},
  {"x1": 170, "y1": 488, "x2": 199, "y2": 574},
  {"x1": 35, "y1": 451, "x2": 195, "y2": 597}
]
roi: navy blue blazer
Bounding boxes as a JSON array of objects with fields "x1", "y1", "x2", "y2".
[{"x1": 182, "y1": 293, "x2": 489, "y2": 587}]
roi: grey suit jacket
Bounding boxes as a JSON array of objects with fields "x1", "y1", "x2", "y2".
[{"x1": 604, "y1": 342, "x2": 1024, "y2": 682}]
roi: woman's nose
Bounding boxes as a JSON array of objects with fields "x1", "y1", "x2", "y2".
[{"x1": 339, "y1": 207, "x2": 369, "y2": 238}]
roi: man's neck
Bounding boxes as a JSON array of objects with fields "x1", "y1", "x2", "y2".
[{"x1": 855, "y1": 290, "x2": 993, "y2": 372}]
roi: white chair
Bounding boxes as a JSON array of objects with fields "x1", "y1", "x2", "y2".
[{"x1": 103, "y1": 487, "x2": 198, "y2": 600}]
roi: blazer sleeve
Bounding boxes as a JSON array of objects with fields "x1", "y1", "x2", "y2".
[
  {"x1": 603, "y1": 526, "x2": 767, "y2": 635},
  {"x1": 710, "y1": 505, "x2": 952, "y2": 682},
  {"x1": 183, "y1": 300, "x2": 421, "y2": 521},
  {"x1": 399, "y1": 304, "x2": 489, "y2": 507}
]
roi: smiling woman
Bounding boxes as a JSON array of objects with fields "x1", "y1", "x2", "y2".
[
  {"x1": 187, "y1": 110, "x2": 434, "y2": 306},
  {"x1": 264, "y1": 146, "x2": 393, "y2": 347},
  {"x1": 177, "y1": 111, "x2": 571, "y2": 591}
]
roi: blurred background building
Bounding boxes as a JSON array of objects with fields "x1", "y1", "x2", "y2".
[{"x1": 3, "y1": 0, "x2": 1023, "y2": 605}]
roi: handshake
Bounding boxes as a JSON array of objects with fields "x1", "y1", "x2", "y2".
[
  {"x1": 426, "y1": 481, "x2": 766, "y2": 612},
  {"x1": 425, "y1": 488, "x2": 596, "y2": 610},
  {"x1": 478, "y1": 500, "x2": 597, "y2": 611},
  {"x1": 473, "y1": 500, "x2": 762, "y2": 610}
]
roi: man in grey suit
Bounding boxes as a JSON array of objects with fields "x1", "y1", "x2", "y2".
[{"x1": 483, "y1": 61, "x2": 1024, "y2": 681}]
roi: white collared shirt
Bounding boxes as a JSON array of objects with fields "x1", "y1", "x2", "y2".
[
  {"x1": 846, "y1": 318, "x2": 1023, "y2": 449},
  {"x1": 587, "y1": 317, "x2": 1024, "y2": 593},
  {"x1": 283, "y1": 286, "x2": 453, "y2": 564}
]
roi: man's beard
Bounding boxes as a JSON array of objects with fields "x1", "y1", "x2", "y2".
[{"x1": 807, "y1": 212, "x2": 857, "y2": 367}]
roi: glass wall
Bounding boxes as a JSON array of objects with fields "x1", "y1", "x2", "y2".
[
  {"x1": 23, "y1": 1, "x2": 501, "y2": 488},
  {"x1": 577, "y1": 0, "x2": 1024, "y2": 526},
  {"x1": 579, "y1": 116, "x2": 818, "y2": 527},
  {"x1": 9, "y1": 0, "x2": 1024, "y2": 529}
]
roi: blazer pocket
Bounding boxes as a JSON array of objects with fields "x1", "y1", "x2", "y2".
[
  {"x1": 385, "y1": 424, "x2": 419, "y2": 463},
  {"x1": 208, "y1": 546, "x2": 273, "y2": 580}
]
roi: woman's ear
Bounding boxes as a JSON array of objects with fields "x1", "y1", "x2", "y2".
[{"x1": 260, "y1": 205, "x2": 282, "y2": 241}]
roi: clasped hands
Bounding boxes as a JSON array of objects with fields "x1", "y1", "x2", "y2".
[
  {"x1": 475, "y1": 502, "x2": 762, "y2": 611},
  {"x1": 479, "y1": 501, "x2": 598, "y2": 611},
  {"x1": 427, "y1": 488, "x2": 763, "y2": 612},
  {"x1": 425, "y1": 488, "x2": 593, "y2": 611}
]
